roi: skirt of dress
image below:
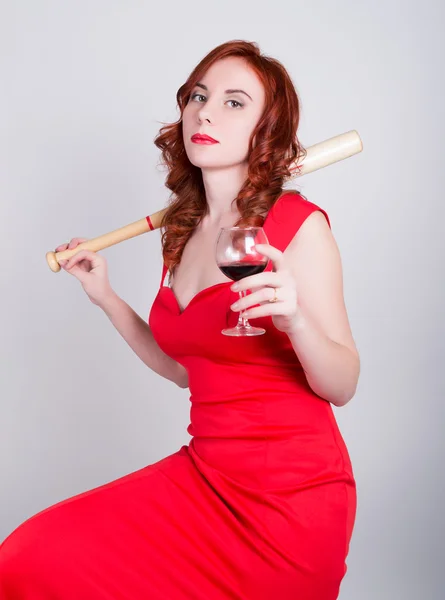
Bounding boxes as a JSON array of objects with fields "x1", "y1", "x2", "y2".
[{"x1": 0, "y1": 445, "x2": 354, "y2": 600}]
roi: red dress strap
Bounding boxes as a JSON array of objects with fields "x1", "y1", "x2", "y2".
[
  {"x1": 146, "y1": 213, "x2": 169, "y2": 287},
  {"x1": 263, "y1": 191, "x2": 330, "y2": 268},
  {"x1": 160, "y1": 263, "x2": 169, "y2": 288}
]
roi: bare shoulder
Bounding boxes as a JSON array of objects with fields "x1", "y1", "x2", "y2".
[{"x1": 284, "y1": 210, "x2": 359, "y2": 359}]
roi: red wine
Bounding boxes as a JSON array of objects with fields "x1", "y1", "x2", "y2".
[{"x1": 218, "y1": 262, "x2": 267, "y2": 281}]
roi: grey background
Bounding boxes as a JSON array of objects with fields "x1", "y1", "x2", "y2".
[{"x1": 1, "y1": 1, "x2": 444, "y2": 598}]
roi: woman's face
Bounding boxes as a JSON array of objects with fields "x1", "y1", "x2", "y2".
[{"x1": 182, "y1": 57, "x2": 266, "y2": 172}]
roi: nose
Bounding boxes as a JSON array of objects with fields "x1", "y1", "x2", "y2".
[{"x1": 197, "y1": 105, "x2": 212, "y2": 125}]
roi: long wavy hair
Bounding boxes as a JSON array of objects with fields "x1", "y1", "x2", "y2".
[{"x1": 153, "y1": 40, "x2": 306, "y2": 275}]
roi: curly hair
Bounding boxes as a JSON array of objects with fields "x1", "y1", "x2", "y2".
[{"x1": 153, "y1": 39, "x2": 306, "y2": 275}]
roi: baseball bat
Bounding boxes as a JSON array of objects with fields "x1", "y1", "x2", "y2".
[{"x1": 46, "y1": 129, "x2": 363, "y2": 272}]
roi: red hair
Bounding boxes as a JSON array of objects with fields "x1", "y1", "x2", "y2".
[{"x1": 153, "y1": 40, "x2": 306, "y2": 274}]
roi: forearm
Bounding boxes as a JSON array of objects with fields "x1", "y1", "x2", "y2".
[
  {"x1": 286, "y1": 307, "x2": 360, "y2": 407},
  {"x1": 100, "y1": 293, "x2": 188, "y2": 388}
]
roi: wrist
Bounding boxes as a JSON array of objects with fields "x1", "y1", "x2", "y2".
[
  {"x1": 99, "y1": 291, "x2": 121, "y2": 315},
  {"x1": 284, "y1": 306, "x2": 307, "y2": 336}
]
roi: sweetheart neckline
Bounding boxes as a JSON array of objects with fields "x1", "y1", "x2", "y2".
[
  {"x1": 161, "y1": 281, "x2": 233, "y2": 316},
  {"x1": 159, "y1": 199, "x2": 279, "y2": 316}
]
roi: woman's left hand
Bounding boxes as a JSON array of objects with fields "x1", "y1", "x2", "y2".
[{"x1": 229, "y1": 243, "x2": 303, "y2": 335}]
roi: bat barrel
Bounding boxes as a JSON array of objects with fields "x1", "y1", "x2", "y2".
[{"x1": 289, "y1": 130, "x2": 363, "y2": 177}]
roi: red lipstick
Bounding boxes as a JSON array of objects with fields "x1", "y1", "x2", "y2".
[{"x1": 191, "y1": 133, "x2": 219, "y2": 144}]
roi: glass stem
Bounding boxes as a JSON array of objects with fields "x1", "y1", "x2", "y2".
[{"x1": 237, "y1": 290, "x2": 249, "y2": 328}]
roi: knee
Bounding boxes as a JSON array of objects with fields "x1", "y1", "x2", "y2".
[
  {"x1": 0, "y1": 515, "x2": 58, "y2": 596},
  {"x1": 0, "y1": 525, "x2": 32, "y2": 595}
]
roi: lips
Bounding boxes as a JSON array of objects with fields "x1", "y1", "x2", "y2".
[{"x1": 191, "y1": 133, "x2": 219, "y2": 144}]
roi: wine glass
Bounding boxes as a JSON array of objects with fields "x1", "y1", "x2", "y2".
[{"x1": 216, "y1": 226, "x2": 269, "y2": 336}]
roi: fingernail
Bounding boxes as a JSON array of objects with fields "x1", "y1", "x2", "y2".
[
  {"x1": 231, "y1": 284, "x2": 239, "y2": 291},
  {"x1": 231, "y1": 302, "x2": 240, "y2": 310}
]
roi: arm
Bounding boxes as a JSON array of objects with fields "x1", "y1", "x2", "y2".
[
  {"x1": 284, "y1": 211, "x2": 360, "y2": 407},
  {"x1": 100, "y1": 293, "x2": 189, "y2": 389},
  {"x1": 286, "y1": 310, "x2": 360, "y2": 407}
]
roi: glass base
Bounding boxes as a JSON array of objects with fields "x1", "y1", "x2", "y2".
[{"x1": 221, "y1": 324, "x2": 266, "y2": 336}]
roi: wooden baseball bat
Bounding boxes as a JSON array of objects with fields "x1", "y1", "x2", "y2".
[{"x1": 46, "y1": 129, "x2": 363, "y2": 272}]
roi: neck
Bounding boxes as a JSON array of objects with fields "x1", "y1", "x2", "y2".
[{"x1": 201, "y1": 163, "x2": 248, "y2": 223}]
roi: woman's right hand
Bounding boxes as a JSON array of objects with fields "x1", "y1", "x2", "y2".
[{"x1": 55, "y1": 238, "x2": 116, "y2": 307}]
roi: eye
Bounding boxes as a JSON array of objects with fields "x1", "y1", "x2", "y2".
[
  {"x1": 191, "y1": 93, "x2": 206, "y2": 103},
  {"x1": 190, "y1": 93, "x2": 244, "y2": 109},
  {"x1": 227, "y1": 100, "x2": 243, "y2": 109}
]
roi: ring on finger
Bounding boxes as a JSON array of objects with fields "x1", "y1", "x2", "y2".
[{"x1": 268, "y1": 287, "x2": 279, "y2": 303}]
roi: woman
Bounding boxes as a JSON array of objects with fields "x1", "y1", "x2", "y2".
[{"x1": 0, "y1": 40, "x2": 360, "y2": 599}]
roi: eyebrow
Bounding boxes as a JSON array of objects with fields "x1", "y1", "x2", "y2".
[{"x1": 194, "y1": 82, "x2": 253, "y2": 102}]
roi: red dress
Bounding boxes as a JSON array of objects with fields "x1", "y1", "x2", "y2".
[{"x1": 0, "y1": 192, "x2": 357, "y2": 599}]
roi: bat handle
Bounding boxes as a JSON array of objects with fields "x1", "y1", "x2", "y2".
[
  {"x1": 46, "y1": 251, "x2": 61, "y2": 273},
  {"x1": 46, "y1": 215, "x2": 155, "y2": 272},
  {"x1": 45, "y1": 243, "x2": 91, "y2": 272}
]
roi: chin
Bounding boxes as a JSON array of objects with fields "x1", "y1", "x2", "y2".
[
  {"x1": 184, "y1": 146, "x2": 246, "y2": 170},
  {"x1": 185, "y1": 151, "x2": 220, "y2": 169}
]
